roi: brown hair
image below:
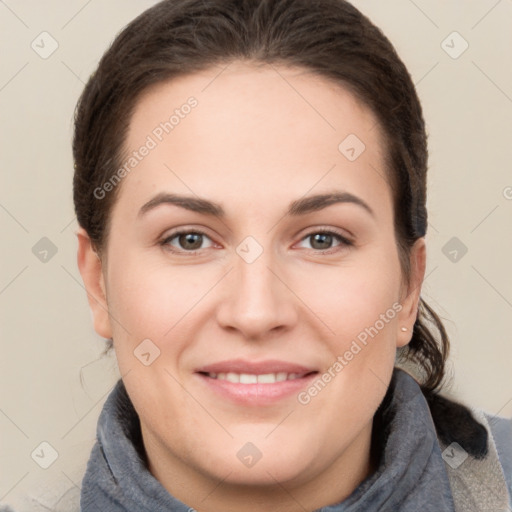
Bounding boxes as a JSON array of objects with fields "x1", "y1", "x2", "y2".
[{"x1": 73, "y1": 0, "x2": 449, "y2": 395}]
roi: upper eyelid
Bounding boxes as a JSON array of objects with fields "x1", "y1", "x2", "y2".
[{"x1": 295, "y1": 229, "x2": 353, "y2": 248}]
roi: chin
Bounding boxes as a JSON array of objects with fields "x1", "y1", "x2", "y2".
[
  {"x1": 211, "y1": 458, "x2": 310, "y2": 487},
  {"x1": 194, "y1": 437, "x2": 316, "y2": 487}
]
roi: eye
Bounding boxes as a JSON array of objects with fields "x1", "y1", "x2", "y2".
[
  {"x1": 161, "y1": 229, "x2": 215, "y2": 253},
  {"x1": 160, "y1": 228, "x2": 353, "y2": 255},
  {"x1": 296, "y1": 229, "x2": 353, "y2": 253}
]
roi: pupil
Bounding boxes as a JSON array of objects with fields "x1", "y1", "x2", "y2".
[
  {"x1": 312, "y1": 233, "x2": 332, "y2": 249},
  {"x1": 180, "y1": 233, "x2": 202, "y2": 250}
]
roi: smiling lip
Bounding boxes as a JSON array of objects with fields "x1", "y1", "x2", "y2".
[
  {"x1": 195, "y1": 359, "x2": 318, "y2": 406},
  {"x1": 196, "y1": 359, "x2": 316, "y2": 375}
]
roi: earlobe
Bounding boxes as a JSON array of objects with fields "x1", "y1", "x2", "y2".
[
  {"x1": 396, "y1": 238, "x2": 426, "y2": 348},
  {"x1": 76, "y1": 227, "x2": 112, "y2": 339}
]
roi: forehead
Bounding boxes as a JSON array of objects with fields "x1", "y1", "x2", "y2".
[{"x1": 116, "y1": 61, "x2": 390, "y2": 219}]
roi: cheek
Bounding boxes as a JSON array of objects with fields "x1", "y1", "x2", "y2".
[
  {"x1": 310, "y1": 254, "x2": 402, "y2": 348},
  {"x1": 107, "y1": 255, "x2": 203, "y2": 334},
  {"x1": 105, "y1": 251, "x2": 220, "y2": 375},
  {"x1": 305, "y1": 249, "x2": 401, "y2": 403},
  {"x1": 104, "y1": 256, "x2": 214, "y2": 429},
  {"x1": 295, "y1": 265, "x2": 400, "y2": 436}
]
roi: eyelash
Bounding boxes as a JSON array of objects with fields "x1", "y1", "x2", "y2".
[{"x1": 159, "y1": 227, "x2": 354, "y2": 256}]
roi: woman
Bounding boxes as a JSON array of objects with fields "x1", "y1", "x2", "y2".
[{"x1": 69, "y1": 0, "x2": 511, "y2": 510}]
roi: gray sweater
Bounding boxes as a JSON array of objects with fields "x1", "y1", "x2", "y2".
[{"x1": 2, "y1": 369, "x2": 511, "y2": 511}]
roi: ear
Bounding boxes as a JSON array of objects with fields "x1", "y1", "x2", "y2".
[
  {"x1": 396, "y1": 238, "x2": 426, "y2": 348},
  {"x1": 76, "y1": 227, "x2": 112, "y2": 339}
]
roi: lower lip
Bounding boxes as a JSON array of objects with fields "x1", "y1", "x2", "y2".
[{"x1": 195, "y1": 373, "x2": 318, "y2": 406}]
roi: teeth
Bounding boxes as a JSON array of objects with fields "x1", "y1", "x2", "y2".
[
  {"x1": 206, "y1": 372, "x2": 306, "y2": 383},
  {"x1": 257, "y1": 373, "x2": 276, "y2": 383},
  {"x1": 226, "y1": 372, "x2": 239, "y2": 383},
  {"x1": 240, "y1": 373, "x2": 258, "y2": 384}
]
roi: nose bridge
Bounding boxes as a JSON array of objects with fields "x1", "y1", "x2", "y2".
[
  {"x1": 238, "y1": 246, "x2": 278, "y2": 303},
  {"x1": 216, "y1": 237, "x2": 296, "y2": 337}
]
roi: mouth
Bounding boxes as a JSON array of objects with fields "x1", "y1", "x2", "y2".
[
  {"x1": 199, "y1": 371, "x2": 315, "y2": 383},
  {"x1": 194, "y1": 359, "x2": 319, "y2": 405}
]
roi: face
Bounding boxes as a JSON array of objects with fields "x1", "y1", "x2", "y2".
[{"x1": 78, "y1": 61, "x2": 425, "y2": 506}]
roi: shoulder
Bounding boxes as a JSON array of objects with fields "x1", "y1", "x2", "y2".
[
  {"x1": 486, "y1": 413, "x2": 512, "y2": 454},
  {"x1": 427, "y1": 390, "x2": 512, "y2": 509},
  {"x1": 486, "y1": 413, "x2": 512, "y2": 499}
]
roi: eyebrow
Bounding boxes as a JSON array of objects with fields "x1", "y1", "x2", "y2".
[{"x1": 138, "y1": 191, "x2": 374, "y2": 219}]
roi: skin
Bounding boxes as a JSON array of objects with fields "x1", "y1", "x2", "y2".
[{"x1": 77, "y1": 61, "x2": 426, "y2": 512}]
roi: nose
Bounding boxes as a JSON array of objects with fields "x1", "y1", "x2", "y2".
[{"x1": 215, "y1": 247, "x2": 298, "y2": 340}]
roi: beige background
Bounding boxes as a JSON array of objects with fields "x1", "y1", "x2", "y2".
[{"x1": 1, "y1": 0, "x2": 511, "y2": 509}]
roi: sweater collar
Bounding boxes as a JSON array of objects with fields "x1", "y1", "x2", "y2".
[
  {"x1": 81, "y1": 369, "x2": 455, "y2": 511},
  {"x1": 319, "y1": 369, "x2": 455, "y2": 511}
]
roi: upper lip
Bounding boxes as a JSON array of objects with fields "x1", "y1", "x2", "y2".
[{"x1": 195, "y1": 359, "x2": 318, "y2": 375}]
